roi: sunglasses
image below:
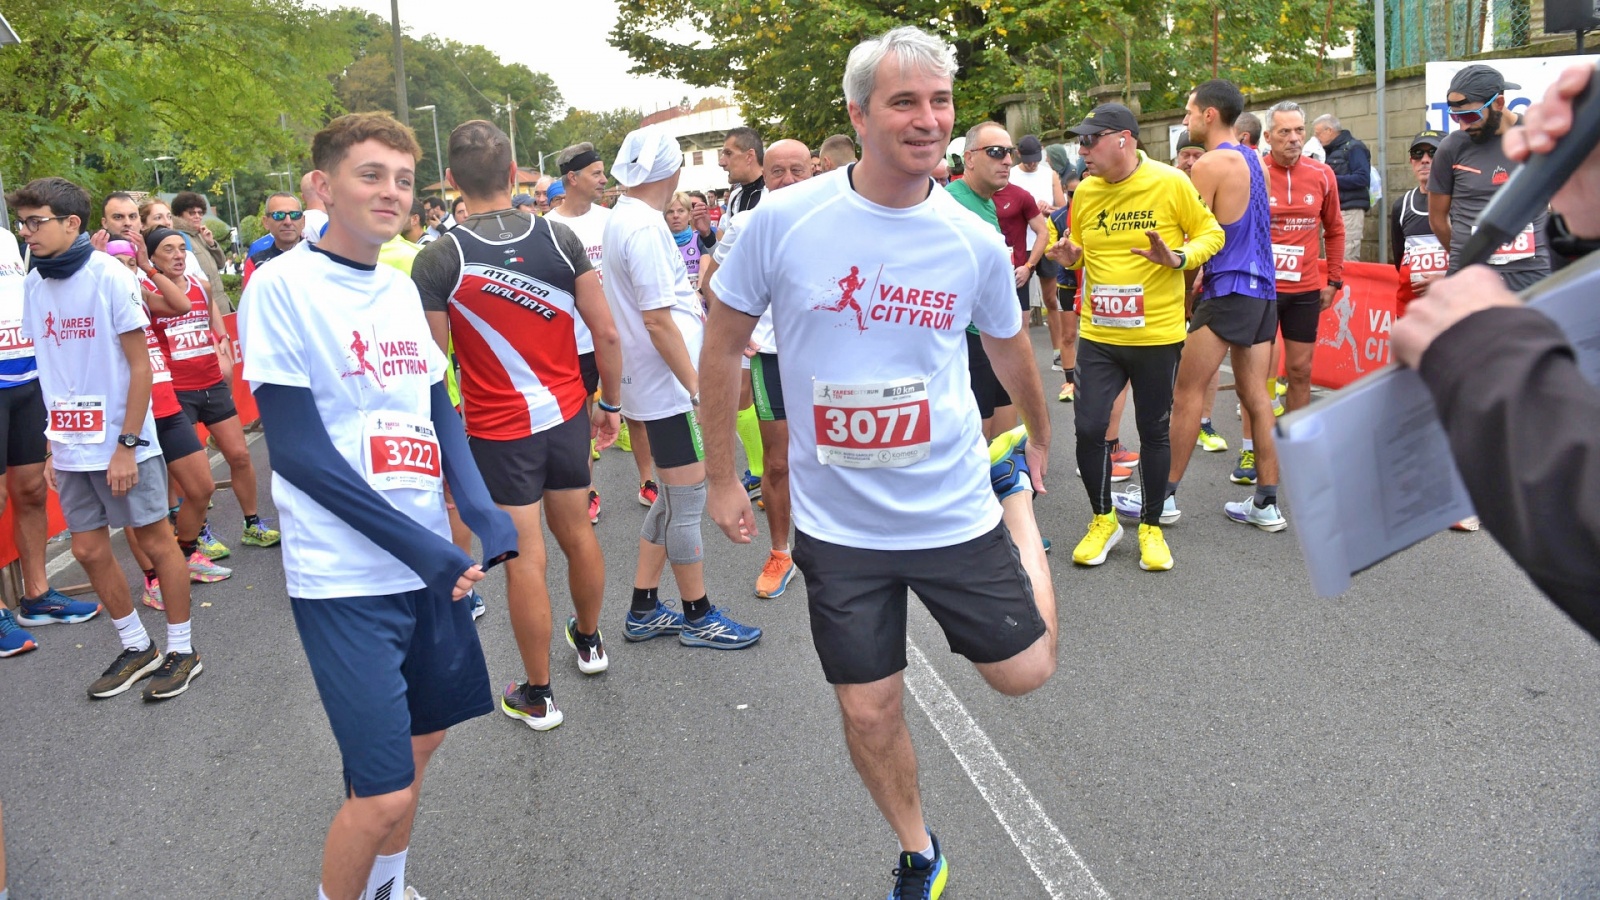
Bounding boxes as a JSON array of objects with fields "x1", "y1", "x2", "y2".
[
  {"x1": 1409, "y1": 147, "x2": 1436, "y2": 161},
  {"x1": 1078, "y1": 130, "x2": 1117, "y2": 149},
  {"x1": 972, "y1": 145, "x2": 1018, "y2": 161},
  {"x1": 1447, "y1": 94, "x2": 1498, "y2": 126},
  {"x1": 266, "y1": 210, "x2": 305, "y2": 221}
]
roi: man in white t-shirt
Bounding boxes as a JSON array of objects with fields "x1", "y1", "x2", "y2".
[
  {"x1": 701, "y1": 26, "x2": 1057, "y2": 898},
  {"x1": 602, "y1": 126, "x2": 762, "y2": 650},
  {"x1": 698, "y1": 138, "x2": 813, "y2": 600},
  {"x1": 548, "y1": 140, "x2": 638, "y2": 522},
  {"x1": 8, "y1": 177, "x2": 196, "y2": 700},
  {"x1": 241, "y1": 112, "x2": 516, "y2": 900}
]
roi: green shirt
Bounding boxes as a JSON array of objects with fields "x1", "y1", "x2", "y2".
[
  {"x1": 944, "y1": 180, "x2": 1000, "y2": 231},
  {"x1": 944, "y1": 180, "x2": 1000, "y2": 334}
]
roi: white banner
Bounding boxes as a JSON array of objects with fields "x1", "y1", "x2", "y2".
[{"x1": 1424, "y1": 55, "x2": 1599, "y2": 134}]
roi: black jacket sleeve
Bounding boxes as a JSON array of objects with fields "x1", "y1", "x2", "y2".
[
  {"x1": 1418, "y1": 306, "x2": 1600, "y2": 639},
  {"x1": 254, "y1": 383, "x2": 511, "y2": 598},
  {"x1": 1336, "y1": 139, "x2": 1372, "y2": 207},
  {"x1": 1390, "y1": 197, "x2": 1405, "y2": 269}
]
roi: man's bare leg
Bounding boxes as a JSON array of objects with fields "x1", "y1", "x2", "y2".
[
  {"x1": 8, "y1": 464, "x2": 53, "y2": 598},
  {"x1": 499, "y1": 501, "x2": 553, "y2": 686},
  {"x1": 1168, "y1": 328, "x2": 1233, "y2": 484},
  {"x1": 632, "y1": 460, "x2": 706, "y2": 602},
  {"x1": 544, "y1": 488, "x2": 604, "y2": 636},
  {"x1": 836, "y1": 674, "x2": 928, "y2": 851},
  {"x1": 318, "y1": 730, "x2": 444, "y2": 900},
  {"x1": 1282, "y1": 339, "x2": 1315, "y2": 412},
  {"x1": 759, "y1": 420, "x2": 791, "y2": 551}
]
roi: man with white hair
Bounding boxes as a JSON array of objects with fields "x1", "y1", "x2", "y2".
[
  {"x1": 602, "y1": 126, "x2": 763, "y2": 651},
  {"x1": 701, "y1": 26, "x2": 1058, "y2": 898}
]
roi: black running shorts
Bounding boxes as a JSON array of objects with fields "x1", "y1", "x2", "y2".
[
  {"x1": 1189, "y1": 292, "x2": 1278, "y2": 347},
  {"x1": 155, "y1": 411, "x2": 204, "y2": 463},
  {"x1": 1276, "y1": 290, "x2": 1323, "y2": 344},
  {"x1": 793, "y1": 523, "x2": 1046, "y2": 685},
  {"x1": 468, "y1": 412, "x2": 591, "y2": 507},
  {"x1": 0, "y1": 380, "x2": 49, "y2": 473},
  {"x1": 176, "y1": 381, "x2": 239, "y2": 428},
  {"x1": 579, "y1": 351, "x2": 599, "y2": 396},
  {"x1": 967, "y1": 330, "x2": 1011, "y2": 420},
  {"x1": 750, "y1": 352, "x2": 785, "y2": 422},
  {"x1": 642, "y1": 411, "x2": 703, "y2": 470}
]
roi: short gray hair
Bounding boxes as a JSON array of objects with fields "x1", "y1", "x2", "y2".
[
  {"x1": 843, "y1": 26, "x2": 958, "y2": 110},
  {"x1": 1268, "y1": 101, "x2": 1306, "y2": 129},
  {"x1": 1312, "y1": 113, "x2": 1339, "y2": 131}
]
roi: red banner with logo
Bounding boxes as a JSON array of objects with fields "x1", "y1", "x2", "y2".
[
  {"x1": 1310, "y1": 261, "x2": 1401, "y2": 390},
  {"x1": 0, "y1": 314, "x2": 255, "y2": 569}
]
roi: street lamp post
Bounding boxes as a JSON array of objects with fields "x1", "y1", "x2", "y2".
[
  {"x1": 143, "y1": 155, "x2": 175, "y2": 194},
  {"x1": 267, "y1": 171, "x2": 290, "y2": 192},
  {"x1": 414, "y1": 104, "x2": 445, "y2": 199}
]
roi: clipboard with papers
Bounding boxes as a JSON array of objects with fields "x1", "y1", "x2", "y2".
[{"x1": 1275, "y1": 252, "x2": 1600, "y2": 597}]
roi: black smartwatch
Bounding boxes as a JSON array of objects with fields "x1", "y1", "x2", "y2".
[{"x1": 117, "y1": 433, "x2": 150, "y2": 449}]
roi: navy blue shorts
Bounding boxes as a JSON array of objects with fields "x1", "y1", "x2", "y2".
[{"x1": 291, "y1": 587, "x2": 493, "y2": 797}]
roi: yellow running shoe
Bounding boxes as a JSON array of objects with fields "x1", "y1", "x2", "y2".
[
  {"x1": 1071, "y1": 512, "x2": 1123, "y2": 566},
  {"x1": 1137, "y1": 524, "x2": 1173, "y2": 571},
  {"x1": 615, "y1": 420, "x2": 632, "y2": 452}
]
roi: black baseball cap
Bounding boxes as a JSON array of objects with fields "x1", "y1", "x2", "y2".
[
  {"x1": 1067, "y1": 104, "x2": 1140, "y2": 138},
  {"x1": 1018, "y1": 135, "x2": 1043, "y2": 163},
  {"x1": 1409, "y1": 129, "x2": 1444, "y2": 151},
  {"x1": 1447, "y1": 64, "x2": 1520, "y2": 103},
  {"x1": 1176, "y1": 129, "x2": 1203, "y2": 150}
]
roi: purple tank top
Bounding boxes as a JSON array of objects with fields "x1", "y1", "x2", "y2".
[{"x1": 1199, "y1": 142, "x2": 1275, "y2": 302}]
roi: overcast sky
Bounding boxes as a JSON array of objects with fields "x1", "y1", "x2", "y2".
[{"x1": 309, "y1": 0, "x2": 721, "y2": 114}]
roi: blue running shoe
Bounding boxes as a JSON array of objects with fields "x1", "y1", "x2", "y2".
[
  {"x1": 888, "y1": 831, "x2": 948, "y2": 900},
  {"x1": 469, "y1": 591, "x2": 486, "y2": 621},
  {"x1": 0, "y1": 608, "x2": 38, "y2": 657},
  {"x1": 741, "y1": 470, "x2": 762, "y2": 502},
  {"x1": 679, "y1": 606, "x2": 762, "y2": 649},
  {"x1": 624, "y1": 600, "x2": 686, "y2": 642},
  {"x1": 988, "y1": 426, "x2": 1031, "y2": 500},
  {"x1": 17, "y1": 588, "x2": 102, "y2": 626}
]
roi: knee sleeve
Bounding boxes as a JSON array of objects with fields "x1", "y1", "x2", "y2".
[
  {"x1": 664, "y1": 481, "x2": 706, "y2": 565},
  {"x1": 640, "y1": 492, "x2": 669, "y2": 546}
]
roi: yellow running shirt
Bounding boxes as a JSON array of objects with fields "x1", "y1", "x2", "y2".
[{"x1": 1065, "y1": 152, "x2": 1224, "y2": 346}]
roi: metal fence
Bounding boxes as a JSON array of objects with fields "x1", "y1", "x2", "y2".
[{"x1": 1385, "y1": 0, "x2": 1538, "y2": 69}]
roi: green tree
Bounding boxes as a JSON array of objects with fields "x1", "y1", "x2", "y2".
[
  {"x1": 331, "y1": 15, "x2": 565, "y2": 186},
  {"x1": 613, "y1": 0, "x2": 1363, "y2": 142},
  {"x1": 0, "y1": 0, "x2": 354, "y2": 197},
  {"x1": 542, "y1": 107, "x2": 643, "y2": 180}
]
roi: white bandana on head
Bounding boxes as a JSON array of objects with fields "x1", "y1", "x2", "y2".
[{"x1": 611, "y1": 127, "x2": 683, "y2": 188}]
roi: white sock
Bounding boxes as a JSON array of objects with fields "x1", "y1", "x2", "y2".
[
  {"x1": 318, "y1": 889, "x2": 331, "y2": 900},
  {"x1": 362, "y1": 848, "x2": 406, "y2": 900},
  {"x1": 113, "y1": 611, "x2": 151, "y2": 652},
  {"x1": 167, "y1": 619, "x2": 192, "y2": 655},
  {"x1": 1242, "y1": 438, "x2": 1254, "y2": 451}
]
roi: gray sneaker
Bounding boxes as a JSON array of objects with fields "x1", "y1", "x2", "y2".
[
  {"x1": 87, "y1": 644, "x2": 162, "y2": 698},
  {"x1": 1224, "y1": 497, "x2": 1288, "y2": 533},
  {"x1": 143, "y1": 650, "x2": 203, "y2": 701}
]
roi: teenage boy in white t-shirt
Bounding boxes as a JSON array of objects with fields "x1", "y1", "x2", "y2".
[
  {"x1": 239, "y1": 112, "x2": 517, "y2": 900},
  {"x1": 7, "y1": 177, "x2": 199, "y2": 700},
  {"x1": 700, "y1": 27, "x2": 1059, "y2": 899},
  {"x1": 602, "y1": 126, "x2": 761, "y2": 650}
]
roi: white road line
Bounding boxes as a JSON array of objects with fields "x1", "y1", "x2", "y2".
[
  {"x1": 905, "y1": 641, "x2": 1111, "y2": 900},
  {"x1": 43, "y1": 431, "x2": 263, "y2": 580}
]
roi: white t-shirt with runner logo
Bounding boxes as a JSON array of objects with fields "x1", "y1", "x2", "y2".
[
  {"x1": 711, "y1": 169, "x2": 1020, "y2": 551},
  {"x1": 21, "y1": 251, "x2": 160, "y2": 472},
  {"x1": 601, "y1": 196, "x2": 704, "y2": 421},
  {"x1": 547, "y1": 204, "x2": 610, "y2": 355},
  {"x1": 240, "y1": 243, "x2": 451, "y2": 599},
  {"x1": 0, "y1": 231, "x2": 36, "y2": 386}
]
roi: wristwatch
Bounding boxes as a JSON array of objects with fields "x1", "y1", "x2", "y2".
[
  {"x1": 596, "y1": 397, "x2": 621, "y2": 413},
  {"x1": 1328, "y1": 280, "x2": 1344, "y2": 289},
  {"x1": 117, "y1": 433, "x2": 150, "y2": 448},
  {"x1": 691, "y1": 392, "x2": 701, "y2": 407},
  {"x1": 1172, "y1": 250, "x2": 1187, "y2": 269}
]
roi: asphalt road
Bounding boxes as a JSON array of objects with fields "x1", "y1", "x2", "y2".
[{"x1": 3, "y1": 326, "x2": 1598, "y2": 899}]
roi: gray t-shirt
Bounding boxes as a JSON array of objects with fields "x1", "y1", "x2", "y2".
[
  {"x1": 412, "y1": 209, "x2": 592, "y2": 313},
  {"x1": 1428, "y1": 130, "x2": 1550, "y2": 278}
]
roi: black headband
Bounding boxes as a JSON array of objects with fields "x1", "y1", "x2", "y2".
[
  {"x1": 145, "y1": 227, "x2": 185, "y2": 259},
  {"x1": 559, "y1": 149, "x2": 601, "y2": 175}
]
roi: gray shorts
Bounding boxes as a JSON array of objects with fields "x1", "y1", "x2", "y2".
[{"x1": 56, "y1": 455, "x2": 171, "y2": 532}]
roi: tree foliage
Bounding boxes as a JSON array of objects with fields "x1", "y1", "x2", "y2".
[
  {"x1": 330, "y1": 13, "x2": 566, "y2": 185},
  {"x1": 0, "y1": 0, "x2": 351, "y2": 196},
  {"x1": 612, "y1": 0, "x2": 1365, "y2": 144}
]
